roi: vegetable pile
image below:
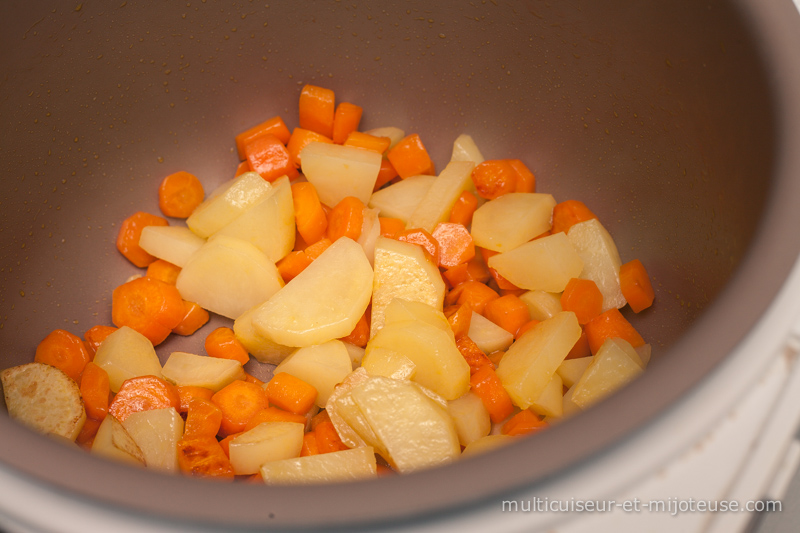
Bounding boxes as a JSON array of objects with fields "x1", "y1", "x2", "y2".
[{"x1": 1, "y1": 85, "x2": 655, "y2": 483}]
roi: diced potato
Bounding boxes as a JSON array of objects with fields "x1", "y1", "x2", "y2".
[
  {"x1": 1, "y1": 362, "x2": 86, "y2": 441},
  {"x1": 496, "y1": 311, "x2": 581, "y2": 409},
  {"x1": 186, "y1": 172, "x2": 273, "y2": 238},
  {"x1": 213, "y1": 176, "x2": 295, "y2": 263},
  {"x1": 450, "y1": 134, "x2": 485, "y2": 164},
  {"x1": 556, "y1": 356, "x2": 593, "y2": 388},
  {"x1": 361, "y1": 345, "x2": 417, "y2": 380},
  {"x1": 273, "y1": 340, "x2": 352, "y2": 407},
  {"x1": 471, "y1": 193, "x2": 557, "y2": 253},
  {"x1": 229, "y1": 421, "x2": 305, "y2": 475},
  {"x1": 161, "y1": 351, "x2": 245, "y2": 392},
  {"x1": 232, "y1": 306, "x2": 295, "y2": 365},
  {"x1": 566, "y1": 219, "x2": 626, "y2": 311},
  {"x1": 367, "y1": 320, "x2": 470, "y2": 400},
  {"x1": 122, "y1": 407, "x2": 184, "y2": 472},
  {"x1": 519, "y1": 290, "x2": 563, "y2": 321},
  {"x1": 342, "y1": 342, "x2": 365, "y2": 369},
  {"x1": 448, "y1": 392, "x2": 491, "y2": 447},
  {"x1": 91, "y1": 415, "x2": 146, "y2": 466},
  {"x1": 93, "y1": 326, "x2": 163, "y2": 393},
  {"x1": 138, "y1": 225, "x2": 205, "y2": 268},
  {"x1": 326, "y1": 370, "x2": 387, "y2": 455},
  {"x1": 300, "y1": 142, "x2": 382, "y2": 206},
  {"x1": 364, "y1": 126, "x2": 405, "y2": 149},
  {"x1": 357, "y1": 207, "x2": 381, "y2": 266},
  {"x1": 371, "y1": 237, "x2": 445, "y2": 336},
  {"x1": 260, "y1": 446, "x2": 377, "y2": 485},
  {"x1": 349, "y1": 376, "x2": 460, "y2": 472},
  {"x1": 251, "y1": 237, "x2": 373, "y2": 347},
  {"x1": 176, "y1": 235, "x2": 284, "y2": 320},
  {"x1": 406, "y1": 160, "x2": 476, "y2": 233},
  {"x1": 562, "y1": 384, "x2": 582, "y2": 418},
  {"x1": 529, "y1": 374, "x2": 563, "y2": 418},
  {"x1": 461, "y1": 434, "x2": 517, "y2": 457},
  {"x1": 571, "y1": 338, "x2": 644, "y2": 409},
  {"x1": 367, "y1": 175, "x2": 436, "y2": 223},
  {"x1": 636, "y1": 343, "x2": 652, "y2": 367},
  {"x1": 383, "y1": 298, "x2": 452, "y2": 337},
  {"x1": 468, "y1": 311, "x2": 514, "y2": 353},
  {"x1": 488, "y1": 232, "x2": 584, "y2": 293}
]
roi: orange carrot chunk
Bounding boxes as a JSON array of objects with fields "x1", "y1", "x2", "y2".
[
  {"x1": 211, "y1": 380, "x2": 271, "y2": 437},
  {"x1": 235, "y1": 115, "x2": 291, "y2": 160},
  {"x1": 508, "y1": 159, "x2": 536, "y2": 193},
  {"x1": 471, "y1": 160, "x2": 517, "y2": 200},
  {"x1": 286, "y1": 127, "x2": 333, "y2": 168},
  {"x1": 244, "y1": 133, "x2": 298, "y2": 182},
  {"x1": 449, "y1": 190, "x2": 479, "y2": 226},
  {"x1": 315, "y1": 420, "x2": 349, "y2": 454},
  {"x1": 332, "y1": 102, "x2": 363, "y2": 144},
  {"x1": 483, "y1": 294, "x2": 531, "y2": 335},
  {"x1": 277, "y1": 250, "x2": 314, "y2": 283},
  {"x1": 266, "y1": 372, "x2": 318, "y2": 416},
  {"x1": 551, "y1": 200, "x2": 598, "y2": 234},
  {"x1": 327, "y1": 196, "x2": 364, "y2": 242},
  {"x1": 432, "y1": 222, "x2": 475, "y2": 268},
  {"x1": 444, "y1": 304, "x2": 473, "y2": 340},
  {"x1": 177, "y1": 437, "x2": 235, "y2": 479},
  {"x1": 451, "y1": 280, "x2": 500, "y2": 315},
  {"x1": 301, "y1": 431, "x2": 320, "y2": 457},
  {"x1": 204, "y1": 327, "x2": 250, "y2": 366},
  {"x1": 80, "y1": 362, "x2": 110, "y2": 421},
  {"x1": 116, "y1": 211, "x2": 169, "y2": 268},
  {"x1": 299, "y1": 84, "x2": 335, "y2": 139},
  {"x1": 172, "y1": 300, "x2": 210, "y2": 336},
  {"x1": 34, "y1": 329, "x2": 92, "y2": 384},
  {"x1": 234, "y1": 160, "x2": 251, "y2": 177},
  {"x1": 343, "y1": 131, "x2": 392, "y2": 154},
  {"x1": 566, "y1": 331, "x2": 592, "y2": 359},
  {"x1": 183, "y1": 397, "x2": 224, "y2": 439},
  {"x1": 158, "y1": 171, "x2": 205, "y2": 219},
  {"x1": 396, "y1": 228, "x2": 440, "y2": 265},
  {"x1": 378, "y1": 217, "x2": 405, "y2": 239},
  {"x1": 470, "y1": 364, "x2": 515, "y2": 424},
  {"x1": 177, "y1": 386, "x2": 215, "y2": 413},
  {"x1": 108, "y1": 375, "x2": 181, "y2": 422},
  {"x1": 514, "y1": 319, "x2": 541, "y2": 340},
  {"x1": 584, "y1": 308, "x2": 645, "y2": 355},
  {"x1": 339, "y1": 311, "x2": 370, "y2": 348},
  {"x1": 560, "y1": 278, "x2": 604, "y2": 325},
  {"x1": 244, "y1": 407, "x2": 307, "y2": 431},
  {"x1": 373, "y1": 159, "x2": 399, "y2": 191},
  {"x1": 82, "y1": 325, "x2": 118, "y2": 357},
  {"x1": 291, "y1": 182, "x2": 328, "y2": 245},
  {"x1": 145, "y1": 259, "x2": 182, "y2": 285},
  {"x1": 386, "y1": 133, "x2": 435, "y2": 179},
  {"x1": 456, "y1": 335, "x2": 493, "y2": 374},
  {"x1": 76, "y1": 417, "x2": 102, "y2": 449},
  {"x1": 619, "y1": 259, "x2": 655, "y2": 313},
  {"x1": 111, "y1": 276, "x2": 185, "y2": 346},
  {"x1": 502, "y1": 409, "x2": 548, "y2": 436}
]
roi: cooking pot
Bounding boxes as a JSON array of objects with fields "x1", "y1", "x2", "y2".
[{"x1": 2, "y1": 0, "x2": 800, "y2": 530}]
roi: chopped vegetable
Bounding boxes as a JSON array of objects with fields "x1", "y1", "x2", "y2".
[{"x1": 158, "y1": 171, "x2": 205, "y2": 219}]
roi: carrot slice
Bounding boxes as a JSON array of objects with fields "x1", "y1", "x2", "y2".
[
  {"x1": 470, "y1": 364, "x2": 515, "y2": 424},
  {"x1": 444, "y1": 303, "x2": 473, "y2": 340},
  {"x1": 116, "y1": 211, "x2": 169, "y2": 268},
  {"x1": 234, "y1": 160, "x2": 251, "y2": 177},
  {"x1": 111, "y1": 276, "x2": 185, "y2": 346},
  {"x1": 584, "y1": 308, "x2": 645, "y2": 355},
  {"x1": 378, "y1": 217, "x2": 405, "y2": 239},
  {"x1": 301, "y1": 431, "x2": 320, "y2": 457},
  {"x1": 299, "y1": 84, "x2": 335, "y2": 138},
  {"x1": 304, "y1": 237, "x2": 332, "y2": 260},
  {"x1": 76, "y1": 417, "x2": 102, "y2": 449},
  {"x1": 80, "y1": 362, "x2": 110, "y2": 421},
  {"x1": 396, "y1": 228, "x2": 440, "y2": 265},
  {"x1": 158, "y1": 171, "x2": 205, "y2": 219},
  {"x1": 211, "y1": 380, "x2": 270, "y2": 437},
  {"x1": 502, "y1": 409, "x2": 547, "y2": 436},
  {"x1": 244, "y1": 133, "x2": 298, "y2": 182},
  {"x1": 443, "y1": 256, "x2": 492, "y2": 287},
  {"x1": 620, "y1": 259, "x2": 655, "y2": 313},
  {"x1": 235, "y1": 116, "x2": 291, "y2": 160},
  {"x1": 339, "y1": 311, "x2": 370, "y2": 348},
  {"x1": 456, "y1": 335, "x2": 493, "y2": 374},
  {"x1": 266, "y1": 373, "x2": 318, "y2": 416},
  {"x1": 327, "y1": 196, "x2": 364, "y2": 242},
  {"x1": 566, "y1": 331, "x2": 591, "y2": 359},
  {"x1": 145, "y1": 259, "x2": 181, "y2": 285},
  {"x1": 108, "y1": 375, "x2": 180, "y2": 422},
  {"x1": 183, "y1": 397, "x2": 223, "y2": 439},
  {"x1": 483, "y1": 294, "x2": 531, "y2": 335},
  {"x1": 449, "y1": 280, "x2": 500, "y2": 315},
  {"x1": 551, "y1": 200, "x2": 598, "y2": 234},
  {"x1": 177, "y1": 385, "x2": 215, "y2": 413},
  {"x1": 244, "y1": 407, "x2": 307, "y2": 431},
  {"x1": 449, "y1": 190, "x2": 479, "y2": 226},
  {"x1": 373, "y1": 159, "x2": 399, "y2": 191},
  {"x1": 204, "y1": 327, "x2": 250, "y2": 366},
  {"x1": 508, "y1": 159, "x2": 536, "y2": 193},
  {"x1": 172, "y1": 300, "x2": 210, "y2": 336},
  {"x1": 560, "y1": 278, "x2": 604, "y2": 325},
  {"x1": 291, "y1": 182, "x2": 328, "y2": 245},
  {"x1": 332, "y1": 102, "x2": 363, "y2": 144},
  {"x1": 480, "y1": 248, "x2": 521, "y2": 291},
  {"x1": 471, "y1": 160, "x2": 517, "y2": 200},
  {"x1": 386, "y1": 133, "x2": 435, "y2": 179},
  {"x1": 277, "y1": 250, "x2": 314, "y2": 283},
  {"x1": 343, "y1": 131, "x2": 391, "y2": 154},
  {"x1": 514, "y1": 319, "x2": 541, "y2": 340},
  {"x1": 432, "y1": 222, "x2": 475, "y2": 268},
  {"x1": 34, "y1": 329, "x2": 91, "y2": 383},
  {"x1": 82, "y1": 325, "x2": 118, "y2": 357},
  {"x1": 286, "y1": 127, "x2": 333, "y2": 168},
  {"x1": 177, "y1": 437, "x2": 235, "y2": 479},
  {"x1": 315, "y1": 420, "x2": 349, "y2": 454}
]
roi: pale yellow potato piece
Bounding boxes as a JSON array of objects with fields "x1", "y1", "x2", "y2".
[
  {"x1": 519, "y1": 290, "x2": 563, "y2": 321},
  {"x1": 93, "y1": 326, "x2": 163, "y2": 393},
  {"x1": 371, "y1": 237, "x2": 445, "y2": 337},
  {"x1": 176, "y1": 235, "x2": 283, "y2": 320},
  {"x1": 273, "y1": 340, "x2": 353, "y2": 407},
  {"x1": 357, "y1": 207, "x2": 381, "y2": 266},
  {"x1": 252, "y1": 237, "x2": 373, "y2": 347},
  {"x1": 349, "y1": 376, "x2": 460, "y2": 473},
  {"x1": 488, "y1": 232, "x2": 584, "y2": 293},
  {"x1": 300, "y1": 142, "x2": 381, "y2": 206},
  {"x1": 342, "y1": 342, "x2": 365, "y2": 369},
  {"x1": 556, "y1": 356, "x2": 593, "y2": 389},
  {"x1": 383, "y1": 298, "x2": 452, "y2": 337},
  {"x1": 636, "y1": 343, "x2": 652, "y2": 367},
  {"x1": 1, "y1": 362, "x2": 86, "y2": 441},
  {"x1": 213, "y1": 176, "x2": 295, "y2": 263},
  {"x1": 233, "y1": 306, "x2": 294, "y2": 365},
  {"x1": 529, "y1": 374, "x2": 564, "y2": 418},
  {"x1": 566, "y1": 218, "x2": 626, "y2": 311},
  {"x1": 229, "y1": 422, "x2": 305, "y2": 475},
  {"x1": 571, "y1": 338, "x2": 644, "y2": 409},
  {"x1": 461, "y1": 434, "x2": 517, "y2": 457},
  {"x1": 122, "y1": 407, "x2": 184, "y2": 472},
  {"x1": 260, "y1": 446, "x2": 377, "y2": 485},
  {"x1": 187, "y1": 172, "x2": 273, "y2": 238},
  {"x1": 364, "y1": 126, "x2": 405, "y2": 149},
  {"x1": 450, "y1": 134, "x2": 485, "y2": 164},
  {"x1": 562, "y1": 384, "x2": 582, "y2": 418},
  {"x1": 471, "y1": 193, "x2": 557, "y2": 253},
  {"x1": 92, "y1": 415, "x2": 146, "y2": 466},
  {"x1": 496, "y1": 311, "x2": 581, "y2": 409},
  {"x1": 325, "y1": 369, "x2": 376, "y2": 450},
  {"x1": 368, "y1": 175, "x2": 436, "y2": 223},
  {"x1": 361, "y1": 345, "x2": 417, "y2": 380},
  {"x1": 447, "y1": 392, "x2": 491, "y2": 447},
  {"x1": 468, "y1": 311, "x2": 514, "y2": 354},
  {"x1": 406, "y1": 160, "x2": 475, "y2": 233},
  {"x1": 161, "y1": 351, "x2": 245, "y2": 392},
  {"x1": 138, "y1": 225, "x2": 205, "y2": 268}
]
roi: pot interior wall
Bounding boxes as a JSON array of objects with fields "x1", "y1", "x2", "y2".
[{"x1": 0, "y1": 0, "x2": 781, "y2": 528}]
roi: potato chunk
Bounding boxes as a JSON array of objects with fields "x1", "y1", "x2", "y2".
[
  {"x1": 1, "y1": 362, "x2": 86, "y2": 441},
  {"x1": 406, "y1": 160, "x2": 475, "y2": 233},
  {"x1": 571, "y1": 338, "x2": 644, "y2": 409},
  {"x1": 566, "y1": 219, "x2": 626, "y2": 311},
  {"x1": 229, "y1": 422, "x2": 305, "y2": 475},
  {"x1": 368, "y1": 175, "x2": 436, "y2": 223},
  {"x1": 138, "y1": 225, "x2": 205, "y2": 268},
  {"x1": 488, "y1": 232, "x2": 584, "y2": 293},
  {"x1": 273, "y1": 340, "x2": 353, "y2": 407},
  {"x1": 91, "y1": 415, "x2": 146, "y2": 466},
  {"x1": 93, "y1": 326, "x2": 163, "y2": 393},
  {"x1": 122, "y1": 407, "x2": 184, "y2": 472},
  {"x1": 186, "y1": 172, "x2": 273, "y2": 238},
  {"x1": 471, "y1": 193, "x2": 556, "y2": 253},
  {"x1": 161, "y1": 351, "x2": 245, "y2": 392},
  {"x1": 300, "y1": 142, "x2": 382, "y2": 206},
  {"x1": 232, "y1": 305, "x2": 295, "y2": 365},
  {"x1": 260, "y1": 446, "x2": 377, "y2": 484}
]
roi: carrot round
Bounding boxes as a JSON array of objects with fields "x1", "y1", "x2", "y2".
[
  {"x1": 80, "y1": 362, "x2": 110, "y2": 421},
  {"x1": 432, "y1": 222, "x2": 475, "y2": 268},
  {"x1": 299, "y1": 84, "x2": 335, "y2": 139},
  {"x1": 332, "y1": 102, "x2": 363, "y2": 144},
  {"x1": 508, "y1": 159, "x2": 536, "y2": 193},
  {"x1": 177, "y1": 385, "x2": 215, "y2": 413},
  {"x1": 514, "y1": 319, "x2": 541, "y2": 340},
  {"x1": 172, "y1": 300, "x2": 210, "y2": 336},
  {"x1": 378, "y1": 217, "x2": 405, "y2": 239},
  {"x1": 560, "y1": 278, "x2": 604, "y2": 325},
  {"x1": 456, "y1": 335, "x2": 493, "y2": 374},
  {"x1": 327, "y1": 196, "x2": 364, "y2": 242},
  {"x1": 277, "y1": 250, "x2": 314, "y2": 283},
  {"x1": 551, "y1": 200, "x2": 598, "y2": 234},
  {"x1": 204, "y1": 327, "x2": 250, "y2": 366},
  {"x1": 448, "y1": 280, "x2": 500, "y2": 315},
  {"x1": 584, "y1": 308, "x2": 645, "y2": 355},
  {"x1": 145, "y1": 259, "x2": 182, "y2": 285},
  {"x1": 291, "y1": 182, "x2": 328, "y2": 245},
  {"x1": 501, "y1": 409, "x2": 547, "y2": 436},
  {"x1": 111, "y1": 276, "x2": 186, "y2": 346},
  {"x1": 34, "y1": 329, "x2": 92, "y2": 383},
  {"x1": 620, "y1": 259, "x2": 655, "y2": 313},
  {"x1": 483, "y1": 294, "x2": 531, "y2": 335},
  {"x1": 396, "y1": 228, "x2": 440, "y2": 265},
  {"x1": 177, "y1": 437, "x2": 235, "y2": 479},
  {"x1": 339, "y1": 311, "x2": 370, "y2": 348},
  {"x1": 244, "y1": 133, "x2": 298, "y2": 182},
  {"x1": 235, "y1": 115, "x2": 291, "y2": 160},
  {"x1": 83, "y1": 325, "x2": 118, "y2": 357},
  {"x1": 470, "y1": 364, "x2": 515, "y2": 424},
  {"x1": 108, "y1": 375, "x2": 181, "y2": 422},
  {"x1": 266, "y1": 373, "x2": 318, "y2": 416},
  {"x1": 386, "y1": 133, "x2": 435, "y2": 179},
  {"x1": 374, "y1": 159, "x2": 399, "y2": 191},
  {"x1": 211, "y1": 380, "x2": 270, "y2": 437},
  {"x1": 444, "y1": 303, "x2": 473, "y2": 340},
  {"x1": 183, "y1": 397, "x2": 224, "y2": 439},
  {"x1": 315, "y1": 420, "x2": 349, "y2": 454},
  {"x1": 158, "y1": 171, "x2": 205, "y2": 219},
  {"x1": 116, "y1": 211, "x2": 169, "y2": 268},
  {"x1": 449, "y1": 190, "x2": 479, "y2": 227},
  {"x1": 471, "y1": 160, "x2": 517, "y2": 200},
  {"x1": 234, "y1": 160, "x2": 251, "y2": 177}
]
